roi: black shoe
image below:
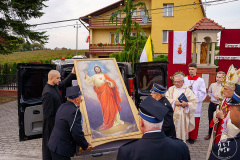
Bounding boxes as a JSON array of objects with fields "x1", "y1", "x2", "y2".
[{"x1": 189, "y1": 139, "x2": 195, "y2": 144}]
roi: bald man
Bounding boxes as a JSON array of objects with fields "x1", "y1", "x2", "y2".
[{"x1": 42, "y1": 68, "x2": 75, "y2": 160}]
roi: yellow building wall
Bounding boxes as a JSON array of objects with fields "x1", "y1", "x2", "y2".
[
  {"x1": 151, "y1": 0, "x2": 204, "y2": 54},
  {"x1": 90, "y1": 0, "x2": 152, "y2": 45}
]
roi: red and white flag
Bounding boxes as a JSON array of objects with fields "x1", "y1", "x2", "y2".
[
  {"x1": 167, "y1": 31, "x2": 192, "y2": 87},
  {"x1": 172, "y1": 31, "x2": 189, "y2": 64},
  {"x1": 86, "y1": 35, "x2": 90, "y2": 43}
]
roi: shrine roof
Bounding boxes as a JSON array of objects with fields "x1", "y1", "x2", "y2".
[{"x1": 189, "y1": 17, "x2": 225, "y2": 31}]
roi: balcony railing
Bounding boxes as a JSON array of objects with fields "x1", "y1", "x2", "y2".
[
  {"x1": 89, "y1": 45, "x2": 124, "y2": 53},
  {"x1": 89, "y1": 17, "x2": 152, "y2": 28}
]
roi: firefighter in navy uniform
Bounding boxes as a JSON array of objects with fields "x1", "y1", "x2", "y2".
[
  {"x1": 209, "y1": 84, "x2": 240, "y2": 160},
  {"x1": 117, "y1": 96, "x2": 190, "y2": 160},
  {"x1": 150, "y1": 83, "x2": 176, "y2": 137},
  {"x1": 48, "y1": 86, "x2": 91, "y2": 160}
]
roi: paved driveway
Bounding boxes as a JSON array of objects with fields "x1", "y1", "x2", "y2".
[{"x1": 0, "y1": 101, "x2": 211, "y2": 160}]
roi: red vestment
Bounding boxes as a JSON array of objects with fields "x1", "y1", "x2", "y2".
[
  {"x1": 210, "y1": 98, "x2": 231, "y2": 144},
  {"x1": 93, "y1": 74, "x2": 122, "y2": 130}
]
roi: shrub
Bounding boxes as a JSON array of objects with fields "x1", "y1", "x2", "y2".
[{"x1": 153, "y1": 54, "x2": 168, "y2": 61}]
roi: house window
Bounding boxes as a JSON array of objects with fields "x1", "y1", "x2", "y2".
[
  {"x1": 130, "y1": 32, "x2": 137, "y2": 37},
  {"x1": 140, "y1": 9, "x2": 146, "y2": 17},
  {"x1": 162, "y1": 30, "x2": 172, "y2": 43},
  {"x1": 110, "y1": 33, "x2": 119, "y2": 44},
  {"x1": 132, "y1": 9, "x2": 137, "y2": 17},
  {"x1": 140, "y1": 32, "x2": 146, "y2": 36},
  {"x1": 163, "y1": 4, "x2": 173, "y2": 17}
]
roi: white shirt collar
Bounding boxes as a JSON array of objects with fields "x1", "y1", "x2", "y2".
[{"x1": 144, "y1": 130, "x2": 161, "y2": 134}]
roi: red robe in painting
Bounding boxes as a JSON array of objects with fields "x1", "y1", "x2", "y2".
[{"x1": 93, "y1": 74, "x2": 122, "y2": 130}]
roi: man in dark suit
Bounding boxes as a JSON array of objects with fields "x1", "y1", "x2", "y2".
[
  {"x1": 150, "y1": 83, "x2": 176, "y2": 137},
  {"x1": 117, "y1": 96, "x2": 190, "y2": 160},
  {"x1": 42, "y1": 68, "x2": 75, "y2": 160},
  {"x1": 209, "y1": 84, "x2": 240, "y2": 160},
  {"x1": 48, "y1": 86, "x2": 91, "y2": 160}
]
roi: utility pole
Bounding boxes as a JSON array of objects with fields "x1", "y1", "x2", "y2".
[{"x1": 74, "y1": 21, "x2": 81, "y2": 55}]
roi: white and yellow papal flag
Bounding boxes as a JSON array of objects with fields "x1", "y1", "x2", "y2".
[{"x1": 140, "y1": 35, "x2": 152, "y2": 62}]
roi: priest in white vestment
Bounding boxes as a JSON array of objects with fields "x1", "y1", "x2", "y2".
[{"x1": 166, "y1": 74, "x2": 198, "y2": 142}]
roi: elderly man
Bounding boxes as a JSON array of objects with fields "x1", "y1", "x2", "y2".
[
  {"x1": 42, "y1": 68, "x2": 75, "y2": 160},
  {"x1": 184, "y1": 63, "x2": 206, "y2": 144},
  {"x1": 150, "y1": 83, "x2": 176, "y2": 137},
  {"x1": 166, "y1": 74, "x2": 198, "y2": 142},
  {"x1": 48, "y1": 86, "x2": 91, "y2": 160},
  {"x1": 117, "y1": 96, "x2": 190, "y2": 160},
  {"x1": 209, "y1": 84, "x2": 240, "y2": 160}
]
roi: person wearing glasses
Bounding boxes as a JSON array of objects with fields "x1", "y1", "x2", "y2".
[
  {"x1": 165, "y1": 74, "x2": 198, "y2": 142},
  {"x1": 150, "y1": 83, "x2": 176, "y2": 137}
]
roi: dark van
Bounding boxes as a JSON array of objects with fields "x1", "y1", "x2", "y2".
[{"x1": 17, "y1": 59, "x2": 168, "y2": 156}]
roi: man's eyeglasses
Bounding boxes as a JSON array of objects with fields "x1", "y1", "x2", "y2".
[{"x1": 174, "y1": 80, "x2": 183, "y2": 84}]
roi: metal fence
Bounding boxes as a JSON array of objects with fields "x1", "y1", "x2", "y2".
[{"x1": 0, "y1": 64, "x2": 17, "y2": 90}]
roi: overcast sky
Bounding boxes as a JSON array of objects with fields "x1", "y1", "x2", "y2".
[{"x1": 28, "y1": 0, "x2": 240, "y2": 50}]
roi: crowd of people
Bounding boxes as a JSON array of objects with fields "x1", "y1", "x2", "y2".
[{"x1": 41, "y1": 62, "x2": 240, "y2": 160}]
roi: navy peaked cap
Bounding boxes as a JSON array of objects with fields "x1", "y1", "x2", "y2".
[
  {"x1": 66, "y1": 86, "x2": 82, "y2": 99},
  {"x1": 139, "y1": 96, "x2": 169, "y2": 123},
  {"x1": 151, "y1": 83, "x2": 167, "y2": 94}
]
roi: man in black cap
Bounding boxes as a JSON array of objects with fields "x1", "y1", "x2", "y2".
[
  {"x1": 48, "y1": 86, "x2": 91, "y2": 160},
  {"x1": 42, "y1": 68, "x2": 76, "y2": 160},
  {"x1": 117, "y1": 96, "x2": 190, "y2": 160},
  {"x1": 209, "y1": 84, "x2": 240, "y2": 160},
  {"x1": 150, "y1": 83, "x2": 176, "y2": 137}
]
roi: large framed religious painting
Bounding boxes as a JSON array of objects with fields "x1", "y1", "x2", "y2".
[{"x1": 74, "y1": 58, "x2": 142, "y2": 148}]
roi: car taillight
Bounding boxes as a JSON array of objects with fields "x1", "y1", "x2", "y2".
[{"x1": 128, "y1": 78, "x2": 134, "y2": 97}]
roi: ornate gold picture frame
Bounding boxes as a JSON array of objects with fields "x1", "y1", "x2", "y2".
[{"x1": 74, "y1": 58, "x2": 142, "y2": 149}]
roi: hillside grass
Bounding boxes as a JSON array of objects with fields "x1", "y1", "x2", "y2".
[{"x1": 0, "y1": 49, "x2": 88, "y2": 64}]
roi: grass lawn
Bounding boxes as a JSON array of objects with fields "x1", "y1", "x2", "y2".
[
  {"x1": 0, "y1": 49, "x2": 88, "y2": 64},
  {"x1": 0, "y1": 96, "x2": 17, "y2": 104}
]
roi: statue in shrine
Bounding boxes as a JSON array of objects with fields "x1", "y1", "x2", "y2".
[{"x1": 200, "y1": 42, "x2": 208, "y2": 63}]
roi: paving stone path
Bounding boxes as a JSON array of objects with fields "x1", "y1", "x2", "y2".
[{"x1": 0, "y1": 101, "x2": 211, "y2": 160}]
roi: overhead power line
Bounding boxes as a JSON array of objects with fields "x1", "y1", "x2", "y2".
[{"x1": 31, "y1": 0, "x2": 239, "y2": 27}]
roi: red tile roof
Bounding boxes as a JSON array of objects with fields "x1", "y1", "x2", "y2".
[{"x1": 189, "y1": 17, "x2": 225, "y2": 31}]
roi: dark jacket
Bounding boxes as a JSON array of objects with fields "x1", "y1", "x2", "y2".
[
  {"x1": 41, "y1": 73, "x2": 74, "y2": 160},
  {"x1": 117, "y1": 131, "x2": 190, "y2": 160},
  {"x1": 209, "y1": 132, "x2": 240, "y2": 160},
  {"x1": 159, "y1": 97, "x2": 176, "y2": 137},
  {"x1": 48, "y1": 101, "x2": 88, "y2": 157}
]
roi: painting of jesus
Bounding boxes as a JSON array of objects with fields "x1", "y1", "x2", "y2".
[
  {"x1": 75, "y1": 59, "x2": 139, "y2": 140},
  {"x1": 84, "y1": 65, "x2": 124, "y2": 130}
]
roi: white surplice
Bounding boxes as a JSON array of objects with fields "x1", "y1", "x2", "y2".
[
  {"x1": 184, "y1": 76, "x2": 207, "y2": 117},
  {"x1": 165, "y1": 85, "x2": 198, "y2": 141}
]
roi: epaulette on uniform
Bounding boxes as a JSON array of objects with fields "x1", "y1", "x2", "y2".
[{"x1": 121, "y1": 139, "x2": 139, "y2": 147}]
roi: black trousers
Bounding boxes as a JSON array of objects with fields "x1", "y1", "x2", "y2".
[
  {"x1": 50, "y1": 150, "x2": 71, "y2": 160},
  {"x1": 208, "y1": 101, "x2": 218, "y2": 136}
]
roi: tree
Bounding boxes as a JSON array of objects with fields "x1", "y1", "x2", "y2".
[
  {"x1": 31, "y1": 43, "x2": 44, "y2": 50},
  {"x1": 0, "y1": 0, "x2": 48, "y2": 54},
  {"x1": 109, "y1": 0, "x2": 150, "y2": 65},
  {"x1": 22, "y1": 43, "x2": 31, "y2": 51}
]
